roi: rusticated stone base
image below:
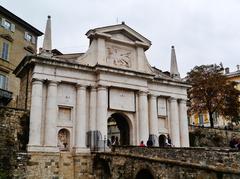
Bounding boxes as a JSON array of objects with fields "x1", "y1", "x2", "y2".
[{"x1": 22, "y1": 152, "x2": 94, "y2": 179}]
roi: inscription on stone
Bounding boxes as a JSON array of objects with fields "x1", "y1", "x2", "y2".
[
  {"x1": 157, "y1": 97, "x2": 167, "y2": 116},
  {"x1": 109, "y1": 88, "x2": 135, "y2": 112}
]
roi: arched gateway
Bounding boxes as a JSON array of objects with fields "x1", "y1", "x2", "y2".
[
  {"x1": 15, "y1": 18, "x2": 190, "y2": 153},
  {"x1": 108, "y1": 113, "x2": 131, "y2": 145}
]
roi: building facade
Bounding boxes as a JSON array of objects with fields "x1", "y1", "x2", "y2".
[
  {"x1": 0, "y1": 6, "x2": 43, "y2": 107},
  {"x1": 14, "y1": 17, "x2": 190, "y2": 153},
  {"x1": 189, "y1": 66, "x2": 240, "y2": 127}
]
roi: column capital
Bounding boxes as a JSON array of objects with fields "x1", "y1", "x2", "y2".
[
  {"x1": 138, "y1": 90, "x2": 148, "y2": 96},
  {"x1": 32, "y1": 78, "x2": 43, "y2": 84},
  {"x1": 76, "y1": 84, "x2": 87, "y2": 90},
  {"x1": 89, "y1": 85, "x2": 97, "y2": 91},
  {"x1": 97, "y1": 85, "x2": 107, "y2": 91},
  {"x1": 149, "y1": 94, "x2": 157, "y2": 98},
  {"x1": 169, "y1": 97, "x2": 177, "y2": 102},
  {"x1": 47, "y1": 80, "x2": 59, "y2": 86},
  {"x1": 179, "y1": 99, "x2": 187, "y2": 104}
]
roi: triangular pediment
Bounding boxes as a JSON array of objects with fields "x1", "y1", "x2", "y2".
[
  {"x1": 86, "y1": 23, "x2": 151, "y2": 49},
  {"x1": 78, "y1": 23, "x2": 154, "y2": 74}
]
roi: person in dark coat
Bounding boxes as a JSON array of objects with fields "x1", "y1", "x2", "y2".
[
  {"x1": 147, "y1": 138, "x2": 153, "y2": 147},
  {"x1": 229, "y1": 136, "x2": 238, "y2": 148}
]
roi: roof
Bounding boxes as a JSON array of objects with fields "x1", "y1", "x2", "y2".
[
  {"x1": 0, "y1": 6, "x2": 43, "y2": 36},
  {"x1": 86, "y1": 22, "x2": 151, "y2": 50}
]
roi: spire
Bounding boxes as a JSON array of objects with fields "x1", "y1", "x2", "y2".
[
  {"x1": 170, "y1": 46, "x2": 180, "y2": 79},
  {"x1": 40, "y1": 16, "x2": 52, "y2": 56}
]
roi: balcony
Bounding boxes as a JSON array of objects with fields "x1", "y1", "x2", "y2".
[{"x1": 0, "y1": 88, "x2": 12, "y2": 106}]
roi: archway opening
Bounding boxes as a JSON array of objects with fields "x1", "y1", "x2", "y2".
[
  {"x1": 93, "y1": 158, "x2": 111, "y2": 179},
  {"x1": 135, "y1": 169, "x2": 154, "y2": 179},
  {"x1": 108, "y1": 113, "x2": 130, "y2": 146},
  {"x1": 57, "y1": 128, "x2": 70, "y2": 151},
  {"x1": 159, "y1": 134, "x2": 166, "y2": 147}
]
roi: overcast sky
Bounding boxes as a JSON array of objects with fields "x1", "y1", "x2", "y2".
[{"x1": 2, "y1": 0, "x2": 240, "y2": 76}]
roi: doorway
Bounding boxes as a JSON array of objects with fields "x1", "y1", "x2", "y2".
[
  {"x1": 107, "y1": 113, "x2": 130, "y2": 145},
  {"x1": 135, "y1": 169, "x2": 154, "y2": 179}
]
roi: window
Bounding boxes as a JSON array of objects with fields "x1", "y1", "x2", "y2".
[
  {"x1": 1, "y1": 42, "x2": 9, "y2": 60},
  {"x1": 3, "y1": 20, "x2": 11, "y2": 30},
  {"x1": 26, "y1": 33, "x2": 32, "y2": 41},
  {"x1": 1, "y1": 18, "x2": 15, "y2": 32},
  {"x1": 24, "y1": 32, "x2": 36, "y2": 44},
  {"x1": 0, "y1": 74, "x2": 8, "y2": 90}
]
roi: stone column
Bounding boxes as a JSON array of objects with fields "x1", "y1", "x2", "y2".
[
  {"x1": 149, "y1": 95, "x2": 158, "y2": 146},
  {"x1": 169, "y1": 97, "x2": 180, "y2": 147},
  {"x1": 96, "y1": 86, "x2": 108, "y2": 140},
  {"x1": 75, "y1": 85, "x2": 87, "y2": 152},
  {"x1": 138, "y1": 91, "x2": 149, "y2": 144},
  {"x1": 28, "y1": 79, "x2": 43, "y2": 150},
  {"x1": 179, "y1": 99, "x2": 190, "y2": 147},
  {"x1": 89, "y1": 87, "x2": 97, "y2": 131},
  {"x1": 44, "y1": 80, "x2": 58, "y2": 151}
]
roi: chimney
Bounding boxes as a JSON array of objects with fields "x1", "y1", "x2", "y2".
[{"x1": 237, "y1": 65, "x2": 240, "y2": 71}]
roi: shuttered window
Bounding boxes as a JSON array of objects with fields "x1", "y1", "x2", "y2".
[
  {"x1": 1, "y1": 18, "x2": 15, "y2": 32},
  {"x1": 0, "y1": 74, "x2": 8, "y2": 90},
  {"x1": 1, "y1": 42, "x2": 9, "y2": 60},
  {"x1": 24, "y1": 32, "x2": 36, "y2": 44}
]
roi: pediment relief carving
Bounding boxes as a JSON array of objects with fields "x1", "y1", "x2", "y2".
[{"x1": 106, "y1": 45, "x2": 133, "y2": 68}]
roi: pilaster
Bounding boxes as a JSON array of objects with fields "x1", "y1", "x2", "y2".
[
  {"x1": 149, "y1": 94, "x2": 158, "y2": 146},
  {"x1": 28, "y1": 79, "x2": 43, "y2": 151},
  {"x1": 138, "y1": 91, "x2": 149, "y2": 144},
  {"x1": 75, "y1": 84, "x2": 89, "y2": 152},
  {"x1": 89, "y1": 86, "x2": 97, "y2": 131},
  {"x1": 169, "y1": 97, "x2": 180, "y2": 147},
  {"x1": 179, "y1": 99, "x2": 189, "y2": 147},
  {"x1": 96, "y1": 85, "x2": 108, "y2": 140},
  {"x1": 44, "y1": 80, "x2": 58, "y2": 152}
]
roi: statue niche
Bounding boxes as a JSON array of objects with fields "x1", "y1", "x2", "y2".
[
  {"x1": 58, "y1": 128, "x2": 70, "y2": 151},
  {"x1": 106, "y1": 46, "x2": 132, "y2": 68}
]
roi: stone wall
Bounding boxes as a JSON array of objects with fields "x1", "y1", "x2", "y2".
[
  {"x1": 0, "y1": 107, "x2": 29, "y2": 178},
  {"x1": 189, "y1": 126, "x2": 240, "y2": 147},
  {"x1": 14, "y1": 152, "x2": 95, "y2": 179},
  {"x1": 95, "y1": 146, "x2": 240, "y2": 179},
  {"x1": 17, "y1": 66, "x2": 33, "y2": 110}
]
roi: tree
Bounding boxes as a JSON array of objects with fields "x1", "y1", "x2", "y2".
[
  {"x1": 221, "y1": 81, "x2": 240, "y2": 125},
  {"x1": 186, "y1": 64, "x2": 240, "y2": 128}
]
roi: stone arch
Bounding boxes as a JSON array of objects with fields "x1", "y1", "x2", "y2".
[
  {"x1": 57, "y1": 128, "x2": 70, "y2": 151},
  {"x1": 135, "y1": 168, "x2": 154, "y2": 179},
  {"x1": 108, "y1": 112, "x2": 133, "y2": 145},
  {"x1": 93, "y1": 157, "x2": 111, "y2": 179}
]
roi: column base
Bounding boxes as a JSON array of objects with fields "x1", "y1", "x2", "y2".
[{"x1": 28, "y1": 145, "x2": 59, "y2": 152}]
